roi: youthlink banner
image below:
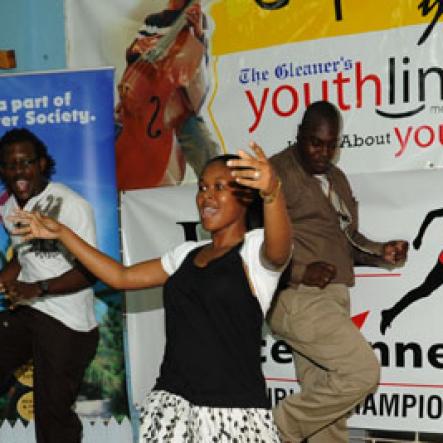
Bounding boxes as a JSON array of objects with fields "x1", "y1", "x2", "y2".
[
  {"x1": 65, "y1": 1, "x2": 443, "y2": 180},
  {"x1": 0, "y1": 69, "x2": 128, "y2": 422}
]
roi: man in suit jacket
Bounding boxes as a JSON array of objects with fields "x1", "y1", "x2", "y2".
[{"x1": 268, "y1": 100, "x2": 408, "y2": 443}]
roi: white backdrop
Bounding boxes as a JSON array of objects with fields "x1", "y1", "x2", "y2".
[{"x1": 121, "y1": 168, "x2": 443, "y2": 432}]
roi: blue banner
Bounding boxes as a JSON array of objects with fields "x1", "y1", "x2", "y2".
[{"x1": 0, "y1": 68, "x2": 127, "y2": 421}]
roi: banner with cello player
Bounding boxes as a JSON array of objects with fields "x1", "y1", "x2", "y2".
[{"x1": 67, "y1": 0, "x2": 221, "y2": 190}]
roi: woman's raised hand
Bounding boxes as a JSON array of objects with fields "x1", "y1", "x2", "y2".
[
  {"x1": 9, "y1": 210, "x2": 62, "y2": 242},
  {"x1": 227, "y1": 141, "x2": 279, "y2": 196}
]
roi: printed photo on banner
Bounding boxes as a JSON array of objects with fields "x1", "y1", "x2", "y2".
[
  {"x1": 114, "y1": 0, "x2": 221, "y2": 190},
  {"x1": 67, "y1": 0, "x2": 221, "y2": 191}
]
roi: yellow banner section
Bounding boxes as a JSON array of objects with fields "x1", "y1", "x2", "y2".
[{"x1": 210, "y1": 0, "x2": 442, "y2": 55}]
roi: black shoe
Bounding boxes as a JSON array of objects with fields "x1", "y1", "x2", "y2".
[{"x1": 380, "y1": 309, "x2": 394, "y2": 335}]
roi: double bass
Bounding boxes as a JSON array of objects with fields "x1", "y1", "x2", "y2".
[{"x1": 116, "y1": 0, "x2": 204, "y2": 190}]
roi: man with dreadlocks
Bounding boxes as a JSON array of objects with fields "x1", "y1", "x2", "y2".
[{"x1": 0, "y1": 128, "x2": 98, "y2": 443}]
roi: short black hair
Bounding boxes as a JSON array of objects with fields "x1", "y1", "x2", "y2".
[
  {"x1": 298, "y1": 100, "x2": 342, "y2": 137},
  {"x1": 201, "y1": 154, "x2": 263, "y2": 230},
  {"x1": 202, "y1": 153, "x2": 241, "y2": 169},
  {"x1": 0, "y1": 128, "x2": 56, "y2": 179}
]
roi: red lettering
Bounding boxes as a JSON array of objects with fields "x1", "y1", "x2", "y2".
[
  {"x1": 271, "y1": 85, "x2": 299, "y2": 117},
  {"x1": 321, "y1": 80, "x2": 329, "y2": 102},
  {"x1": 333, "y1": 72, "x2": 351, "y2": 110},
  {"x1": 394, "y1": 126, "x2": 413, "y2": 157},
  {"x1": 303, "y1": 83, "x2": 311, "y2": 107},
  {"x1": 356, "y1": 62, "x2": 382, "y2": 108},
  {"x1": 414, "y1": 125, "x2": 435, "y2": 148},
  {"x1": 245, "y1": 88, "x2": 269, "y2": 133}
]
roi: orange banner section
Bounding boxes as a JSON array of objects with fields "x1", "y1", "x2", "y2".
[{"x1": 210, "y1": 0, "x2": 443, "y2": 55}]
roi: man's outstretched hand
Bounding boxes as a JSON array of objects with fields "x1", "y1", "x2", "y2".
[{"x1": 382, "y1": 240, "x2": 408, "y2": 265}]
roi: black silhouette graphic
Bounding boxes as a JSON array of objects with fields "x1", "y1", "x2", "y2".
[{"x1": 380, "y1": 207, "x2": 443, "y2": 334}]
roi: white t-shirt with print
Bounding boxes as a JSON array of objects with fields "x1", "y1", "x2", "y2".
[
  {"x1": 1, "y1": 182, "x2": 97, "y2": 331},
  {"x1": 161, "y1": 228, "x2": 283, "y2": 315}
]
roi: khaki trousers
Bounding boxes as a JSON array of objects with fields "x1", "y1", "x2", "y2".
[{"x1": 268, "y1": 284, "x2": 380, "y2": 443}]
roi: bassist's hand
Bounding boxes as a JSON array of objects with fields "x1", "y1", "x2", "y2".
[{"x1": 186, "y1": 3, "x2": 203, "y2": 39}]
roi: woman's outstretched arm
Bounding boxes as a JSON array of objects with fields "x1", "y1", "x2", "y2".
[{"x1": 10, "y1": 211, "x2": 168, "y2": 290}]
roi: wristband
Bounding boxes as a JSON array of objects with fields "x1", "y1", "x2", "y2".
[{"x1": 259, "y1": 177, "x2": 282, "y2": 204}]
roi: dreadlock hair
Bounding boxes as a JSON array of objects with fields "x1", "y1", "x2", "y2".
[{"x1": 0, "y1": 128, "x2": 56, "y2": 180}]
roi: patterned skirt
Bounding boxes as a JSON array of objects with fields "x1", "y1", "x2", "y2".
[{"x1": 138, "y1": 390, "x2": 281, "y2": 442}]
